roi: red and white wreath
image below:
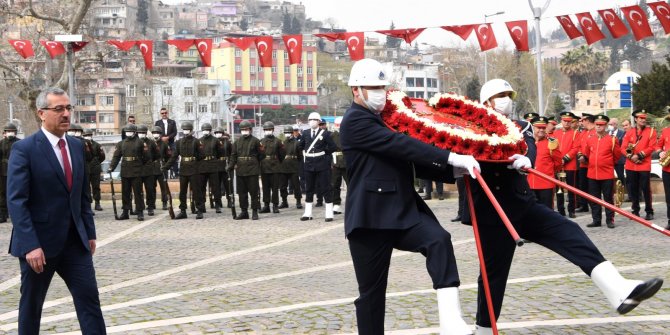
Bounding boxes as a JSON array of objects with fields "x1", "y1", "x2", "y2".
[{"x1": 381, "y1": 91, "x2": 527, "y2": 160}]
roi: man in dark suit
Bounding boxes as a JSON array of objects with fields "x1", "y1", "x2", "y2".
[
  {"x1": 7, "y1": 87, "x2": 106, "y2": 334},
  {"x1": 155, "y1": 107, "x2": 178, "y2": 178},
  {"x1": 341, "y1": 59, "x2": 479, "y2": 335}
]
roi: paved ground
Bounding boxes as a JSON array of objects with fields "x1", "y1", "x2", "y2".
[{"x1": 0, "y1": 191, "x2": 668, "y2": 334}]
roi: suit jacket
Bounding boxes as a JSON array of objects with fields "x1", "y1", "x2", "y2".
[
  {"x1": 340, "y1": 102, "x2": 455, "y2": 236},
  {"x1": 7, "y1": 130, "x2": 96, "y2": 258},
  {"x1": 154, "y1": 118, "x2": 178, "y2": 144},
  {"x1": 298, "y1": 128, "x2": 336, "y2": 172}
]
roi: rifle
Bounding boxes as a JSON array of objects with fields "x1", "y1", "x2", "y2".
[
  {"x1": 209, "y1": 184, "x2": 214, "y2": 209},
  {"x1": 109, "y1": 172, "x2": 119, "y2": 220},
  {"x1": 228, "y1": 169, "x2": 237, "y2": 218},
  {"x1": 163, "y1": 177, "x2": 175, "y2": 219}
]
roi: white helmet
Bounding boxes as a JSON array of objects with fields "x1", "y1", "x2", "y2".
[
  {"x1": 308, "y1": 112, "x2": 322, "y2": 120},
  {"x1": 347, "y1": 58, "x2": 390, "y2": 87},
  {"x1": 479, "y1": 79, "x2": 517, "y2": 103},
  {"x1": 334, "y1": 116, "x2": 343, "y2": 129}
]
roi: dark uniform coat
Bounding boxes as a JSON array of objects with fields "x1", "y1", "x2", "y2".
[
  {"x1": 280, "y1": 136, "x2": 302, "y2": 174},
  {"x1": 260, "y1": 136, "x2": 284, "y2": 173},
  {"x1": 165, "y1": 136, "x2": 201, "y2": 176},
  {"x1": 109, "y1": 137, "x2": 146, "y2": 177},
  {"x1": 199, "y1": 135, "x2": 224, "y2": 174},
  {"x1": 331, "y1": 130, "x2": 346, "y2": 169},
  {"x1": 0, "y1": 137, "x2": 20, "y2": 176},
  {"x1": 229, "y1": 135, "x2": 262, "y2": 176},
  {"x1": 299, "y1": 129, "x2": 336, "y2": 172}
]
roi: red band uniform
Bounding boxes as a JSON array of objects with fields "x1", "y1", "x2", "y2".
[{"x1": 620, "y1": 110, "x2": 657, "y2": 220}]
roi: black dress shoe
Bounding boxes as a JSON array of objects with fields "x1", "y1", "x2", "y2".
[
  {"x1": 450, "y1": 216, "x2": 462, "y2": 222},
  {"x1": 558, "y1": 210, "x2": 566, "y2": 216},
  {"x1": 315, "y1": 202, "x2": 323, "y2": 207},
  {"x1": 300, "y1": 216, "x2": 313, "y2": 221},
  {"x1": 325, "y1": 218, "x2": 333, "y2": 222},
  {"x1": 147, "y1": 209, "x2": 154, "y2": 216},
  {"x1": 617, "y1": 278, "x2": 664, "y2": 314},
  {"x1": 118, "y1": 210, "x2": 130, "y2": 220},
  {"x1": 215, "y1": 206, "x2": 222, "y2": 214},
  {"x1": 234, "y1": 211, "x2": 249, "y2": 220},
  {"x1": 569, "y1": 212, "x2": 576, "y2": 218},
  {"x1": 259, "y1": 205, "x2": 271, "y2": 214},
  {"x1": 632, "y1": 211, "x2": 640, "y2": 217},
  {"x1": 586, "y1": 222, "x2": 601, "y2": 227},
  {"x1": 252, "y1": 209, "x2": 259, "y2": 220},
  {"x1": 421, "y1": 195, "x2": 432, "y2": 200},
  {"x1": 175, "y1": 211, "x2": 187, "y2": 220},
  {"x1": 130, "y1": 210, "x2": 137, "y2": 215},
  {"x1": 438, "y1": 195, "x2": 444, "y2": 200},
  {"x1": 296, "y1": 202, "x2": 303, "y2": 209},
  {"x1": 137, "y1": 211, "x2": 144, "y2": 221},
  {"x1": 606, "y1": 222, "x2": 615, "y2": 228},
  {"x1": 0, "y1": 216, "x2": 7, "y2": 223},
  {"x1": 162, "y1": 202, "x2": 168, "y2": 210},
  {"x1": 196, "y1": 211, "x2": 204, "y2": 220},
  {"x1": 95, "y1": 203, "x2": 103, "y2": 211},
  {"x1": 645, "y1": 213, "x2": 654, "y2": 220},
  {"x1": 278, "y1": 202, "x2": 289, "y2": 209}
]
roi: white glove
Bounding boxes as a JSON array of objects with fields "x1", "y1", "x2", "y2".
[
  {"x1": 507, "y1": 154, "x2": 531, "y2": 171},
  {"x1": 447, "y1": 153, "x2": 480, "y2": 179}
]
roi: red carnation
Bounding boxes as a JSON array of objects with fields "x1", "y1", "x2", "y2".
[
  {"x1": 446, "y1": 135, "x2": 460, "y2": 150},
  {"x1": 422, "y1": 126, "x2": 437, "y2": 142},
  {"x1": 402, "y1": 96, "x2": 413, "y2": 109},
  {"x1": 434, "y1": 131, "x2": 449, "y2": 149},
  {"x1": 471, "y1": 141, "x2": 488, "y2": 158}
]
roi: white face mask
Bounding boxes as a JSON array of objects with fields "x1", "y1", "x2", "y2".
[
  {"x1": 182, "y1": 130, "x2": 191, "y2": 135},
  {"x1": 67, "y1": 131, "x2": 76, "y2": 136},
  {"x1": 308, "y1": 120, "x2": 319, "y2": 129},
  {"x1": 125, "y1": 132, "x2": 135, "y2": 138},
  {"x1": 202, "y1": 130, "x2": 211, "y2": 136},
  {"x1": 6, "y1": 132, "x2": 16, "y2": 138},
  {"x1": 214, "y1": 133, "x2": 222, "y2": 138},
  {"x1": 285, "y1": 133, "x2": 292, "y2": 138},
  {"x1": 492, "y1": 96, "x2": 513, "y2": 116},
  {"x1": 360, "y1": 87, "x2": 387, "y2": 113},
  {"x1": 83, "y1": 135, "x2": 92, "y2": 140},
  {"x1": 241, "y1": 130, "x2": 250, "y2": 136},
  {"x1": 75, "y1": 131, "x2": 82, "y2": 137},
  {"x1": 607, "y1": 125, "x2": 614, "y2": 132},
  {"x1": 153, "y1": 134, "x2": 160, "y2": 139},
  {"x1": 138, "y1": 133, "x2": 147, "y2": 139},
  {"x1": 264, "y1": 130, "x2": 273, "y2": 136}
]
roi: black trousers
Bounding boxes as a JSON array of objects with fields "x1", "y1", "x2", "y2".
[
  {"x1": 456, "y1": 177, "x2": 467, "y2": 217},
  {"x1": 614, "y1": 163, "x2": 626, "y2": 189},
  {"x1": 533, "y1": 188, "x2": 554, "y2": 209},
  {"x1": 121, "y1": 176, "x2": 144, "y2": 211},
  {"x1": 178, "y1": 174, "x2": 204, "y2": 211},
  {"x1": 18, "y1": 228, "x2": 106, "y2": 334},
  {"x1": 219, "y1": 171, "x2": 231, "y2": 199},
  {"x1": 424, "y1": 179, "x2": 444, "y2": 197},
  {"x1": 141, "y1": 174, "x2": 156, "y2": 210},
  {"x1": 304, "y1": 169, "x2": 332, "y2": 203},
  {"x1": 154, "y1": 173, "x2": 168, "y2": 204},
  {"x1": 332, "y1": 167, "x2": 348, "y2": 205},
  {"x1": 588, "y1": 178, "x2": 614, "y2": 224},
  {"x1": 236, "y1": 174, "x2": 260, "y2": 210},
  {"x1": 627, "y1": 170, "x2": 653, "y2": 215},
  {"x1": 279, "y1": 172, "x2": 302, "y2": 201},
  {"x1": 577, "y1": 167, "x2": 589, "y2": 208},
  {"x1": 663, "y1": 171, "x2": 670, "y2": 219},
  {"x1": 0, "y1": 175, "x2": 6, "y2": 216},
  {"x1": 261, "y1": 172, "x2": 280, "y2": 205},
  {"x1": 475, "y1": 203, "x2": 606, "y2": 327},
  {"x1": 348, "y1": 212, "x2": 460, "y2": 335},
  {"x1": 201, "y1": 171, "x2": 221, "y2": 210},
  {"x1": 88, "y1": 171, "x2": 101, "y2": 202},
  {"x1": 556, "y1": 170, "x2": 577, "y2": 214}
]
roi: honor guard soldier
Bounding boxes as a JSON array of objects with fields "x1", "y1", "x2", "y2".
[
  {"x1": 314, "y1": 119, "x2": 330, "y2": 207},
  {"x1": 331, "y1": 116, "x2": 348, "y2": 214},
  {"x1": 527, "y1": 116, "x2": 562, "y2": 209},
  {"x1": 259, "y1": 121, "x2": 285, "y2": 214},
  {"x1": 198, "y1": 123, "x2": 224, "y2": 214},
  {"x1": 554, "y1": 112, "x2": 581, "y2": 217},
  {"x1": 580, "y1": 114, "x2": 622, "y2": 228},
  {"x1": 299, "y1": 112, "x2": 336, "y2": 222},
  {"x1": 137, "y1": 125, "x2": 159, "y2": 216},
  {"x1": 214, "y1": 127, "x2": 233, "y2": 208},
  {"x1": 152, "y1": 126, "x2": 171, "y2": 210},
  {"x1": 279, "y1": 125, "x2": 303, "y2": 209},
  {"x1": 228, "y1": 120, "x2": 262, "y2": 220},
  {"x1": 108, "y1": 124, "x2": 147, "y2": 221},
  {"x1": 163, "y1": 122, "x2": 204, "y2": 219},
  {"x1": 0, "y1": 123, "x2": 19, "y2": 223},
  {"x1": 655, "y1": 114, "x2": 670, "y2": 230},
  {"x1": 83, "y1": 128, "x2": 105, "y2": 211},
  {"x1": 622, "y1": 109, "x2": 657, "y2": 220}
]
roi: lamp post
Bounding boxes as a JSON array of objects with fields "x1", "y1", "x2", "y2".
[
  {"x1": 55, "y1": 34, "x2": 82, "y2": 123},
  {"x1": 528, "y1": 0, "x2": 552, "y2": 116},
  {"x1": 484, "y1": 11, "x2": 505, "y2": 83}
]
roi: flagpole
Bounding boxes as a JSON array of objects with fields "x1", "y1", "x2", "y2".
[{"x1": 528, "y1": 0, "x2": 551, "y2": 116}]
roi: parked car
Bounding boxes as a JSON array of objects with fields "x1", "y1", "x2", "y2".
[{"x1": 100, "y1": 160, "x2": 121, "y2": 181}]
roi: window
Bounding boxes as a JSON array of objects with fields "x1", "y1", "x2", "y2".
[
  {"x1": 79, "y1": 111, "x2": 96, "y2": 123},
  {"x1": 127, "y1": 84, "x2": 136, "y2": 97},
  {"x1": 307, "y1": 66, "x2": 313, "y2": 75},
  {"x1": 284, "y1": 80, "x2": 290, "y2": 87},
  {"x1": 184, "y1": 87, "x2": 194, "y2": 96},
  {"x1": 284, "y1": 52, "x2": 288, "y2": 60},
  {"x1": 197, "y1": 86, "x2": 207, "y2": 97},
  {"x1": 77, "y1": 98, "x2": 87, "y2": 106},
  {"x1": 258, "y1": 79, "x2": 264, "y2": 87},
  {"x1": 272, "y1": 50, "x2": 277, "y2": 59},
  {"x1": 235, "y1": 49, "x2": 241, "y2": 57},
  {"x1": 235, "y1": 64, "x2": 241, "y2": 72},
  {"x1": 406, "y1": 78, "x2": 415, "y2": 87},
  {"x1": 297, "y1": 66, "x2": 303, "y2": 75},
  {"x1": 272, "y1": 80, "x2": 278, "y2": 88},
  {"x1": 211, "y1": 89, "x2": 216, "y2": 96},
  {"x1": 100, "y1": 96, "x2": 114, "y2": 105},
  {"x1": 127, "y1": 104, "x2": 135, "y2": 114},
  {"x1": 99, "y1": 113, "x2": 114, "y2": 123},
  {"x1": 284, "y1": 66, "x2": 290, "y2": 73},
  {"x1": 297, "y1": 80, "x2": 303, "y2": 88},
  {"x1": 271, "y1": 66, "x2": 277, "y2": 73},
  {"x1": 307, "y1": 80, "x2": 313, "y2": 88},
  {"x1": 250, "y1": 79, "x2": 256, "y2": 87},
  {"x1": 415, "y1": 78, "x2": 424, "y2": 87},
  {"x1": 258, "y1": 66, "x2": 263, "y2": 73},
  {"x1": 142, "y1": 105, "x2": 151, "y2": 114},
  {"x1": 586, "y1": 99, "x2": 591, "y2": 106},
  {"x1": 188, "y1": 50, "x2": 196, "y2": 57},
  {"x1": 307, "y1": 52, "x2": 313, "y2": 61},
  {"x1": 198, "y1": 104, "x2": 207, "y2": 114},
  {"x1": 162, "y1": 86, "x2": 172, "y2": 96},
  {"x1": 211, "y1": 102, "x2": 219, "y2": 113},
  {"x1": 142, "y1": 87, "x2": 152, "y2": 96},
  {"x1": 185, "y1": 102, "x2": 194, "y2": 114},
  {"x1": 250, "y1": 65, "x2": 256, "y2": 73}
]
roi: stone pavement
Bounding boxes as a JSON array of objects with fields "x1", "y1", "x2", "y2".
[{"x1": 0, "y1": 193, "x2": 668, "y2": 334}]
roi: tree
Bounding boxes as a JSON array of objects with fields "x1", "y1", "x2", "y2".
[
  {"x1": 282, "y1": 12, "x2": 292, "y2": 34},
  {"x1": 137, "y1": 0, "x2": 149, "y2": 35},
  {"x1": 546, "y1": 94, "x2": 566, "y2": 118},
  {"x1": 632, "y1": 56, "x2": 670, "y2": 116},
  {"x1": 465, "y1": 77, "x2": 481, "y2": 101},
  {"x1": 385, "y1": 22, "x2": 402, "y2": 49},
  {"x1": 291, "y1": 16, "x2": 302, "y2": 34},
  {"x1": 240, "y1": 18, "x2": 249, "y2": 31},
  {"x1": 559, "y1": 46, "x2": 609, "y2": 107}
]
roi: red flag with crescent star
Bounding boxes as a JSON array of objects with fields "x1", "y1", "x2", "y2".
[
  {"x1": 108, "y1": 40, "x2": 137, "y2": 51},
  {"x1": 313, "y1": 33, "x2": 345, "y2": 42},
  {"x1": 344, "y1": 32, "x2": 364, "y2": 60},
  {"x1": 556, "y1": 15, "x2": 582, "y2": 39},
  {"x1": 649, "y1": 1, "x2": 670, "y2": 34},
  {"x1": 505, "y1": 20, "x2": 528, "y2": 51},
  {"x1": 598, "y1": 9, "x2": 629, "y2": 39},
  {"x1": 136, "y1": 40, "x2": 153, "y2": 70},
  {"x1": 8, "y1": 40, "x2": 34, "y2": 59},
  {"x1": 71, "y1": 42, "x2": 88, "y2": 52},
  {"x1": 473, "y1": 23, "x2": 497, "y2": 51},
  {"x1": 376, "y1": 28, "x2": 426, "y2": 44},
  {"x1": 225, "y1": 37, "x2": 254, "y2": 51},
  {"x1": 441, "y1": 25, "x2": 475, "y2": 40},
  {"x1": 166, "y1": 39, "x2": 196, "y2": 51},
  {"x1": 254, "y1": 36, "x2": 273, "y2": 67},
  {"x1": 195, "y1": 38, "x2": 212, "y2": 67},
  {"x1": 282, "y1": 34, "x2": 302, "y2": 65},
  {"x1": 39, "y1": 40, "x2": 66, "y2": 58},
  {"x1": 575, "y1": 12, "x2": 606, "y2": 45},
  {"x1": 621, "y1": 5, "x2": 654, "y2": 41}
]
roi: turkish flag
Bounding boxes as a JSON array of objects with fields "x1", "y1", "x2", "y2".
[
  {"x1": 344, "y1": 32, "x2": 365, "y2": 60},
  {"x1": 195, "y1": 38, "x2": 212, "y2": 67},
  {"x1": 8, "y1": 40, "x2": 34, "y2": 59},
  {"x1": 166, "y1": 39, "x2": 195, "y2": 51},
  {"x1": 474, "y1": 23, "x2": 497, "y2": 51},
  {"x1": 108, "y1": 40, "x2": 137, "y2": 51},
  {"x1": 598, "y1": 9, "x2": 629, "y2": 38},
  {"x1": 441, "y1": 25, "x2": 474, "y2": 40},
  {"x1": 313, "y1": 33, "x2": 345, "y2": 42},
  {"x1": 621, "y1": 5, "x2": 654, "y2": 41},
  {"x1": 136, "y1": 40, "x2": 153, "y2": 70},
  {"x1": 376, "y1": 28, "x2": 426, "y2": 44},
  {"x1": 556, "y1": 15, "x2": 582, "y2": 39},
  {"x1": 505, "y1": 20, "x2": 529, "y2": 51},
  {"x1": 71, "y1": 42, "x2": 88, "y2": 53},
  {"x1": 39, "y1": 40, "x2": 66, "y2": 58},
  {"x1": 282, "y1": 34, "x2": 303, "y2": 65},
  {"x1": 225, "y1": 37, "x2": 254, "y2": 51},
  {"x1": 649, "y1": 1, "x2": 670, "y2": 34},
  {"x1": 254, "y1": 36, "x2": 273, "y2": 67},
  {"x1": 575, "y1": 12, "x2": 606, "y2": 45}
]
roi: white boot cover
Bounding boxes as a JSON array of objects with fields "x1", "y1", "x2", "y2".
[
  {"x1": 325, "y1": 203, "x2": 334, "y2": 219},
  {"x1": 437, "y1": 287, "x2": 473, "y2": 335},
  {"x1": 302, "y1": 202, "x2": 313, "y2": 219},
  {"x1": 474, "y1": 325, "x2": 493, "y2": 335},
  {"x1": 591, "y1": 261, "x2": 642, "y2": 309}
]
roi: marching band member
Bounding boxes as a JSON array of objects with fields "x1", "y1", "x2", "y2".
[
  {"x1": 655, "y1": 115, "x2": 670, "y2": 230},
  {"x1": 621, "y1": 109, "x2": 657, "y2": 220},
  {"x1": 527, "y1": 116, "x2": 562, "y2": 209},
  {"x1": 576, "y1": 113, "x2": 596, "y2": 213},
  {"x1": 553, "y1": 112, "x2": 581, "y2": 217}
]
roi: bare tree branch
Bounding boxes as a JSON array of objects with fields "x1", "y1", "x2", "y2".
[{"x1": 28, "y1": 0, "x2": 69, "y2": 30}]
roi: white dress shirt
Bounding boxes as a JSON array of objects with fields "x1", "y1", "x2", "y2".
[{"x1": 42, "y1": 127, "x2": 72, "y2": 175}]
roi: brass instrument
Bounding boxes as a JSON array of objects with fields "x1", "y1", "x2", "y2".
[
  {"x1": 556, "y1": 170, "x2": 567, "y2": 194},
  {"x1": 661, "y1": 150, "x2": 670, "y2": 167},
  {"x1": 614, "y1": 179, "x2": 625, "y2": 209}
]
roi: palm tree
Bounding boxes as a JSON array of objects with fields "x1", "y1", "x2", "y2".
[{"x1": 559, "y1": 46, "x2": 609, "y2": 107}]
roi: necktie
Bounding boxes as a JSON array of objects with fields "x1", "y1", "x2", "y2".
[
  {"x1": 58, "y1": 139, "x2": 72, "y2": 191},
  {"x1": 312, "y1": 130, "x2": 315, "y2": 138}
]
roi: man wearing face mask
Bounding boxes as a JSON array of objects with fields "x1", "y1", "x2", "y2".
[
  {"x1": 279, "y1": 125, "x2": 303, "y2": 209},
  {"x1": 83, "y1": 128, "x2": 105, "y2": 211},
  {"x1": 108, "y1": 124, "x2": 147, "y2": 221},
  {"x1": 163, "y1": 122, "x2": 205, "y2": 219},
  {"x1": 607, "y1": 118, "x2": 626, "y2": 197},
  {"x1": 341, "y1": 58, "x2": 480, "y2": 335},
  {"x1": 298, "y1": 112, "x2": 336, "y2": 222},
  {"x1": 469, "y1": 79, "x2": 663, "y2": 335},
  {"x1": 214, "y1": 127, "x2": 233, "y2": 209},
  {"x1": 137, "y1": 125, "x2": 159, "y2": 216},
  {"x1": 198, "y1": 123, "x2": 224, "y2": 214},
  {"x1": 152, "y1": 126, "x2": 171, "y2": 210},
  {"x1": 259, "y1": 121, "x2": 285, "y2": 214},
  {"x1": 228, "y1": 120, "x2": 262, "y2": 220},
  {"x1": 0, "y1": 122, "x2": 20, "y2": 223}
]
